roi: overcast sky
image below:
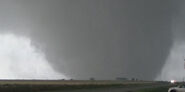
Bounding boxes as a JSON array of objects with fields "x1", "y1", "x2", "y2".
[{"x1": 0, "y1": 0, "x2": 183, "y2": 80}]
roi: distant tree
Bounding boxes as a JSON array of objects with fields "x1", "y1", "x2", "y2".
[
  {"x1": 61, "y1": 79, "x2": 65, "y2": 81},
  {"x1": 131, "y1": 78, "x2": 136, "y2": 81},
  {"x1": 90, "y1": 77, "x2": 95, "y2": 81}
]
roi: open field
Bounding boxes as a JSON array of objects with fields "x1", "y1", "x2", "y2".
[
  {"x1": 138, "y1": 86, "x2": 170, "y2": 92},
  {"x1": 0, "y1": 80, "x2": 158, "y2": 85},
  {"x1": 0, "y1": 80, "x2": 170, "y2": 92}
]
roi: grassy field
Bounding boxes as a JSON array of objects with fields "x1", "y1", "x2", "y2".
[
  {"x1": 0, "y1": 80, "x2": 169, "y2": 92},
  {"x1": 138, "y1": 86, "x2": 170, "y2": 92}
]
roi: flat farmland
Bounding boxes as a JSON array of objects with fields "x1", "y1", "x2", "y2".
[
  {"x1": 0, "y1": 80, "x2": 156, "y2": 85},
  {"x1": 0, "y1": 80, "x2": 170, "y2": 92}
]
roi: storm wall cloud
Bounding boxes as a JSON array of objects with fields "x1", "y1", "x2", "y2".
[{"x1": 0, "y1": 0, "x2": 180, "y2": 80}]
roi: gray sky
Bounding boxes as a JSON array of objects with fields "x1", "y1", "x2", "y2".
[{"x1": 0, "y1": 0, "x2": 181, "y2": 80}]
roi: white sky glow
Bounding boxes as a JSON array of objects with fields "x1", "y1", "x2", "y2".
[{"x1": 0, "y1": 33, "x2": 67, "y2": 79}]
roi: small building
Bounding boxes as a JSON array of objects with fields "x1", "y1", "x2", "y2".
[
  {"x1": 89, "y1": 77, "x2": 95, "y2": 81},
  {"x1": 116, "y1": 77, "x2": 128, "y2": 81}
]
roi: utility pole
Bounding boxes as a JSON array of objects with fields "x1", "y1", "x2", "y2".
[{"x1": 184, "y1": 57, "x2": 185, "y2": 82}]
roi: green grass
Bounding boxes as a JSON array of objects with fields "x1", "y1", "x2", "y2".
[
  {"x1": 0, "y1": 84, "x2": 123, "y2": 92},
  {"x1": 0, "y1": 80, "x2": 168, "y2": 92},
  {"x1": 138, "y1": 86, "x2": 170, "y2": 92}
]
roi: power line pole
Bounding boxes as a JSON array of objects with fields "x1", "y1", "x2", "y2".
[{"x1": 184, "y1": 57, "x2": 185, "y2": 82}]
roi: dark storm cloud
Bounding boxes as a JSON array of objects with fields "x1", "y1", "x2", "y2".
[
  {"x1": 0, "y1": 0, "x2": 177, "y2": 80},
  {"x1": 170, "y1": 0, "x2": 185, "y2": 41}
]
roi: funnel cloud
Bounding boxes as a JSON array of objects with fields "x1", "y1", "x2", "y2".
[
  {"x1": 0, "y1": 0, "x2": 182, "y2": 80},
  {"x1": 157, "y1": 1, "x2": 185, "y2": 81}
]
